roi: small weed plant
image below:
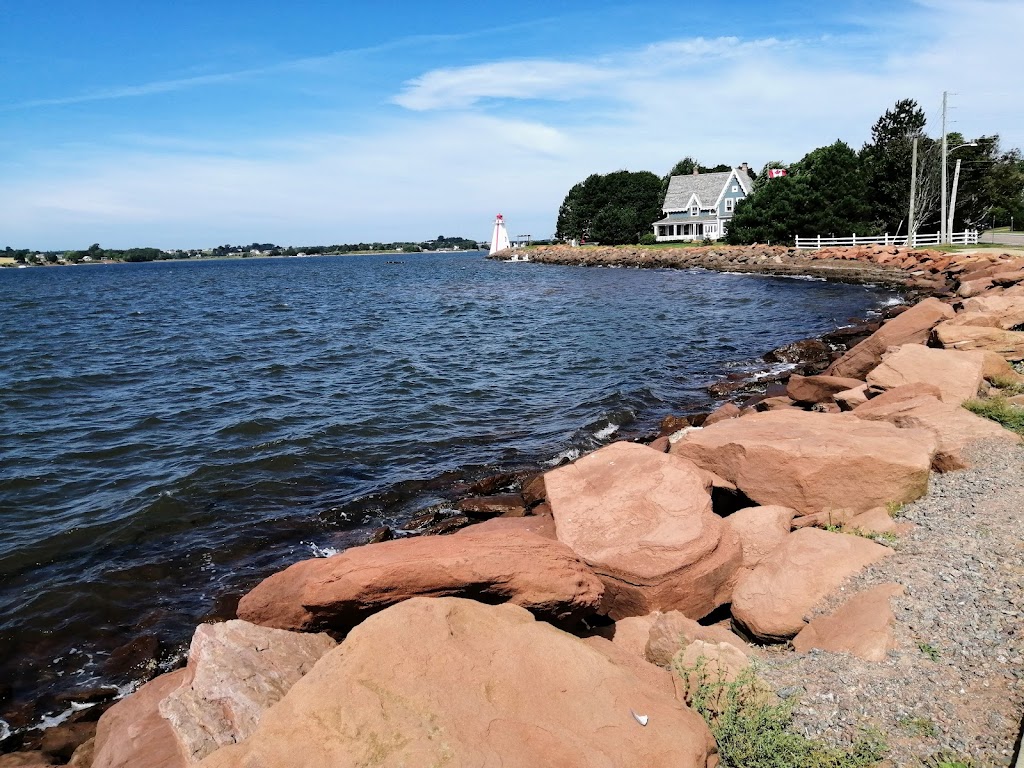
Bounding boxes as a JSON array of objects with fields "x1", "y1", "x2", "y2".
[
  {"x1": 886, "y1": 501, "x2": 904, "y2": 518},
  {"x1": 674, "y1": 658, "x2": 888, "y2": 768},
  {"x1": 963, "y1": 397, "x2": 1024, "y2": 435},
  {"x1": 917, "y1": 642, "x2": 941, "y2": 661},
  {"x1": 897, "y1": 716, "x2": 938, "y2": 738}
]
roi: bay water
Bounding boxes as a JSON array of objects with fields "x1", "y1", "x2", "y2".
[{"x1": 0, "y1": 251, "x2": 893, "y2": 725}]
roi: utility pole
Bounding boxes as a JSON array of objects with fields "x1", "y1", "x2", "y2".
[
  {"x1": 940, "y1": 91, "x2": 948, "y2": 244},
  {"x1": 907, "y1": 136, "x2": 918, "y2": 246},
  {"x1": 948, "y1": 158, "x2": 962, "y2": 244}
]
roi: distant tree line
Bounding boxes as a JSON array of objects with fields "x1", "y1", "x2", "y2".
[
  {"x1": 553, "y1": 98, "x2": 1024, "y2": 246},
  {"x1": 3, "y1": 236, "x2": 485, "y2": 264}
]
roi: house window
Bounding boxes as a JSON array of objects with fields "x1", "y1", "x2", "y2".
[
  {"x1": 725, "y1": 198, "x2": 734, "y2": 213},
  {"x1": 690, "y1": 205, "x2": 698, "y2": 216},
  {"x1": 732, "y1": 185, "x2": 738, "y2": 192}
]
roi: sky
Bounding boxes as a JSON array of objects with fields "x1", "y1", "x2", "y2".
[{"x1": 1, "y1": 0, "x2": 1021, "y2": 250}]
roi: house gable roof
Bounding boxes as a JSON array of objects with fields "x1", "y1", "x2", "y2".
[{"x1": 663, "y1": 168, "x2": 751, "y2": 212}]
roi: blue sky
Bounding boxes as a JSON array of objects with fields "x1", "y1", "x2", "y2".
[{"x1": 1, "y1": 0, "x2": 1020, "y2": 249}]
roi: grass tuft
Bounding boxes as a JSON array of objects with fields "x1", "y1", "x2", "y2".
[
  {"x1": 917, "y1": 642, "x2": 941, "y2": 661},
  {"x1": 963, "y1": 397, "x2": 1024, "y2": 435},
  {"x1": 886, "y1": 501, "x2": 905, "y2": 518},
  {"x1": 898, "y1": 716, "x2": 938, "y2": 738},
  {"x1": 988, "y1": 374, "x2": 1024, "y2": 396},
  {"x1": 674, "y1": 658, "x2": 888, "y2": 767},
  {"x1": 919, "y1": 753, "x2": 976, "y2": 768}
]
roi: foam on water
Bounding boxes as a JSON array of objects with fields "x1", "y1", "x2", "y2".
[{"x1": 592, "y1": 422, "x2": 620, "y2": 441}]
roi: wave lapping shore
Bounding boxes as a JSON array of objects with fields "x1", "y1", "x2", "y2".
[{"x1": 4, "y1": 246, "x2": 1024, "y2": 767}]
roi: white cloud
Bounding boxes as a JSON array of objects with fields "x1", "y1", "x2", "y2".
[{"x1": 393, "y1": 60, "x2": 614, "y2": 111}]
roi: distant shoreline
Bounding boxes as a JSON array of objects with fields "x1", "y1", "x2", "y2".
[{"x1": 0, "y1": 249, "x2": 486, "y2": 269}]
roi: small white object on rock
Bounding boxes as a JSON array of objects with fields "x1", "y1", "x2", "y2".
[{"x1": 631, "y1": 709, "x2": 649, "y2": 726}]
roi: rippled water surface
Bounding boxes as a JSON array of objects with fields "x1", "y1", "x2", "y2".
[{"x1": 0, "y1": 252, "x2": 893, "y2": 721}]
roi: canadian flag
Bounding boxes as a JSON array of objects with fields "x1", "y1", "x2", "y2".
[{"x1": 767, "y1": 168, "x2": 788, "y2": 178}]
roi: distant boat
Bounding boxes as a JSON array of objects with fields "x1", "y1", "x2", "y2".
[{"x1": 489, "y1": 213, "x2": 512, "y2": 255}]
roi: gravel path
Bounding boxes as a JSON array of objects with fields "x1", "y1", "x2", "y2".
[{"x1": 758, "y1": 439, "x2": 1024, "y2": 766}]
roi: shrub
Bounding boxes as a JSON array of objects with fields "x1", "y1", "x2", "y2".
[
  {"x1": 674, "y1": 658, "x2": 888, "y2": 768},
  {"x1": 639, "y1": 232, "x2": 657, "y2": 245}
]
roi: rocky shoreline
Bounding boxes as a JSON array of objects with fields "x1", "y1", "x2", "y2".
[{"x1": 3, "y1": 245, "x2": 1024, "y2": 767}]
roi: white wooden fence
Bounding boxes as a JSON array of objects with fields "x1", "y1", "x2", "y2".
[{"x1": 795, "y1": 230, "x2": 979, "y2": 249}]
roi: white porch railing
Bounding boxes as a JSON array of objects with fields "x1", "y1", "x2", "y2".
[{"x1": 795, "y1": 230, "x2": 979, "y2": 249}]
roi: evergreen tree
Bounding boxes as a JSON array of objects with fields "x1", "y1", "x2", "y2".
[{"x1": 860, "y1": 99, "x2": 927, "y2": 235}]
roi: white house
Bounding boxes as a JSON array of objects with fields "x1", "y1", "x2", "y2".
[{"x1": 652, "y1": 164, "x2": 753, "y2": 242}]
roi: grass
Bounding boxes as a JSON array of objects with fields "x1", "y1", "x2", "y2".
[
  {"x1": 886, "y1": 501, "x2": 905, "y2": 518},
  {"x1": 898, "y1": 716, "x2": 938, "y2": 738},
  {"x1": 962, "y1": 397, "x2": 1024, "y2": 435},
  {"x1": 674, "y1": 658, "x2": 888, "y2": 768},
  {"x1": 919, "y1": 753, "x2": 977, "y2": 768},
  {"x1": 988, "y1": 375, "x2": 1024, "y2": 396},
  {"x1": 824, "y1": 523, "x2": 899, "y2": 547},
  {"x1": 917, "y1": 642, "x2": 941, "y2": 661}
]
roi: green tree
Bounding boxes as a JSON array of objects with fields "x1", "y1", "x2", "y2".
[
  {"x1": 555, "y1": 170, "x2": 662, "y2": 244},
  {"x1": 727, "y1": 141, "x2": 874, "y2": 244},
  {"x1": 860, "y1": 99, "x2": 928, "y2": 235}
]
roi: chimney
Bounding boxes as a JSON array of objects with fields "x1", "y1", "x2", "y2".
[
  {"x1": 740, "y1": 162, "x2": 749, "y2": 173},
  {"x1": 692, "y1": 167, "x2": 699, "y2": 175}
]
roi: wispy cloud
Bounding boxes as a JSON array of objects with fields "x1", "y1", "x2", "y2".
[{"x1": 2, "y1": 20, "x2": 566, "y2": 112}]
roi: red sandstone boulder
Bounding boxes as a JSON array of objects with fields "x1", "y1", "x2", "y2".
[
  {"x1": 93, "y1": 622, "x2": 336, "y2": 768},
  {"x1": 456, "y1": 494, "x2": 526, "y2": 518},
  {"x1": 543, "y1": 441, "x2": 741, "y2": 620},
  {"x1": 670, "y1": 410, "x2": 935, "y2": 518},
  {"x1": 198, "y1": 598, "x2": 719, "y2": 768},
  {"x1": 962, "y1": 294, "x2": 1024, "y2": 317},
  {"x1": 827, "y1": 298, "x2": 955, "y2": 379},
  {"x1": 865, "y1": 344, "x2": 987, "y2": 403},
  {"x1": 853, "y1": 386, "x2": 1020, "y2": 470},
  {"x1": 792, "y1": 583, "x2": 904, "y2": 661},
  {"x1": 158, "y1": 621, "x2": 336, "y2": 763},
  {"x1": 645, "y1": 611, "x2": 750, "y2": 668},
  {"x1": 704, "y1": 401, "x2": 741, "y2": 426},
  {"x1": 833, "y1": 383, "x2": 869, "y2": 411},
  {"x1": 237, "y1": 529, "x2": 604, "y2": 632},
  {"x1": 981, "y1": 351, "x2": 1024, "y2": 384},
  {"x1": 92, "y1": 669, "x2": 188, "y2": 768},
  {"x1": 458, "y1": 514, "x2": 556, "y2": 539},
  {"x1": 731, "y1": 528, "x2": 891, "y2": 642},
  {"x1": 725, "y1": 506, "x2": 795, "y2": 575},
  {"x1": 786, "y1": 374, "x2": 866, "y2": 404},
  {"x1": 0, "y1": 753, "x2": 55, "y2": 767},
  {"x1": 934, "y1": 323, "x2": 1024, "y2": 361},
  {"x1": 843, "y1": 506, "x2": 912, "y2": 536}
]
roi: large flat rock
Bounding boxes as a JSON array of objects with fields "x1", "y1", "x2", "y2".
[
  {"x1": 731, "y1": 528, "x2": 891, "y2": 642},
  {"x1": 237, "y1": 529, "x2": 604, "y2": 633},
  {"x1": 670, "y1": 410, "x2": 935, "y2": 518},
  {"x1": 865, "y1": 344, "x2": 987, "y2": 404},
  {"x1": 543, "y1": 441, "x2": 741, "y2": 620},
  {"x1": 827, "y1": 298, "x2": 955, "y2": 379},
  {"x1": 934, "y1": 323, "x2": 1024, "y2": 362},
  {"x1": 198, "y1": 598, "x2": 719, "y2": 768},
  {"x1": 853, "y1": 386, "x2": 1020, "y2": 470},
  {"x1": 792, "y1": 583, "x2": 904, "y2": 661}
]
